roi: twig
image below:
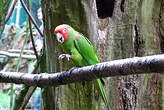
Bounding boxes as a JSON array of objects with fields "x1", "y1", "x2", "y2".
[
  {"x1": 0, "y1": 54, "x2": 163, "y2": 86},
  {"x1": 19, "y1": 0, "x2": 43, "y2": 37},
  {"x1": 28, "y1": 0, "x2": 39, "y2": 60},
  {"x1": 5, "y1": 0, "x2": 18, "y2": 23},
  {"x1": 18, "y1": 86, "x2": 36, "y2": 110},
  {"x1": 12, "y1": 61, "x2": 39, "y2": 110},
  {"x1": 0, "y1": 50, "x2": 36, "y2": 60}
]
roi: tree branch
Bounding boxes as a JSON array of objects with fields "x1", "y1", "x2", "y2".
[
  {"x1": 7, "y1": 49, "x2": 34, "y2": 55},
  {"x1": 0, "y1": 50, "x2": 36, "y2": 60},
  {"x1": 0, "y1": 54, "x2": 164, "y2": 86}
]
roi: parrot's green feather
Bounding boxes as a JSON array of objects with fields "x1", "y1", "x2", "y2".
[
  {"x1": 95, "y1": 79, "x2": 110, "y2": 110},
  {"x1": 73, "y1": 34, "x2": 99, "y2": 65}
]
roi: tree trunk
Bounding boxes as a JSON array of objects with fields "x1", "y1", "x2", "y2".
[
  {"x1": 41, "y1": 0, "x2": 102, "y2": 110},
  {"x1": 41, "y1": 0, "x2": 163, "y2": 110},
  {"x1": 94, "y1": 0, "x2": 163, "y2": 110}
]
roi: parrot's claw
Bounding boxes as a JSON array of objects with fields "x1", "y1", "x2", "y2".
[{"x1": 58, "y1": 54, "x2": 72, "y2": 61}]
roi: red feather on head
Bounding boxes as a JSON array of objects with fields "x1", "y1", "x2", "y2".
[{"x1": 54, "y1": 24, "x2": 70, "y2": 40}]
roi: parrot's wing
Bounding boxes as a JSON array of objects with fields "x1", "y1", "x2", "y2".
[
  {"x1": 73, "y1": 34, "x2": 99, "y2": 65},
  {"x1": 74, "y1": 34, "x2": 110, "y2": 110},
  {"x1": 74, "y1": 33, "x2": 111, "y2": 110}
]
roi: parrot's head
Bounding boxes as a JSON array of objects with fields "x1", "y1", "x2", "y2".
[{"x1": 54, "y1": 24, "x2": 74, "y2": 43}]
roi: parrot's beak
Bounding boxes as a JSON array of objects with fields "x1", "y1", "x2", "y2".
[{"x1": 56, "y1": 33, "x2": 64, "y2": 43}]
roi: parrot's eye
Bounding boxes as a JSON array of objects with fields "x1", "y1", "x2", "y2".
[
  {"x1": 56, "y1": 33, "x2": 64, "y2": 43},
  {"x1": 63, "y1": 28, "x2": 68, "y2": 33}
]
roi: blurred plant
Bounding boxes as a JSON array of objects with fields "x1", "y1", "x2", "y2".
[
  {"x1": 0, "y1": 91, "x2": 10, "y2": 109},
  {"x1": 0, "y1": 0, "x2": 10, "y2": 36},
  {"x1": 0, "y1": 0, "x2": 43, "y2": 110},
  {"x1": 0, "y1": 23, "x2": 33, "y2": 110}
]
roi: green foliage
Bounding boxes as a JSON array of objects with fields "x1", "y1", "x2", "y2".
[
  {"x1": 0, "y1": 0, "x2": 10, "y2": 35},
  {"x1": 0, "y1": 91, "x2": 10, "y2": 109}
]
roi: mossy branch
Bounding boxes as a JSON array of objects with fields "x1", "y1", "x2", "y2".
[{"x1": 0, "y1": 54, "x2": 164, "y2": 86}]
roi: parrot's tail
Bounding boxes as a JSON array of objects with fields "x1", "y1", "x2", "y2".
[{"x1": 94, "y1": 79, "x2": 111, "y2": 110}]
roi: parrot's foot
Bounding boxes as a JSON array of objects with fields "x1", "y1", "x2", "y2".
[
  {"x1": 65, "y1": 67, "x2": 79, "y2": 74},
  {"x1": 58, "y1": 54, "x2": 71, "y2": 61},
  {"x1": 66, "y1": 67, "x2": 80, "y2": 72}
]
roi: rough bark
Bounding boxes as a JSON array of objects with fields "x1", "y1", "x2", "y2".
[
  {"x1": 94, "y1": 0, "x2": 163, "y2": 110},
  {"x1": 137, "y1": 0, "x2": 162, "y2": 110}
]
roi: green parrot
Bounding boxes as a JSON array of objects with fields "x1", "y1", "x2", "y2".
[{"x1": 54, "y1": 24, "x2": 110, "y2": 110}]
